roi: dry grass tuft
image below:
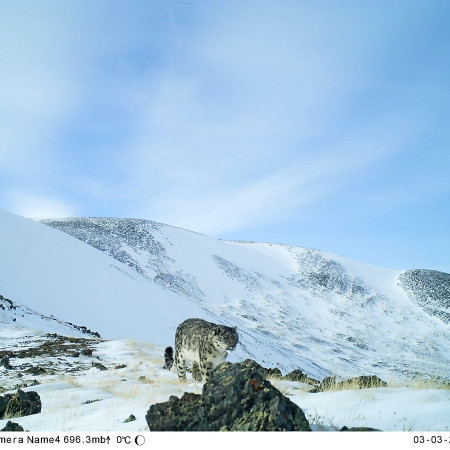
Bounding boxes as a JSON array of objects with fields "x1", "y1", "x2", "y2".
[
  {"x1": 310, "y1": 374, "x2": 450, "y2": 393},
  {"x1": 402, "y1": 376, "x2": 450, "y2": 391}
]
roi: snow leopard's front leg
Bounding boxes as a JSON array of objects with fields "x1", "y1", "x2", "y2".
[
  {"x1": 200, "y1": 360, "x2": 214, "y2": 382},
  {"x1": 199, "y1": 342, "x2": 214, "y2": 382},
  {"x1": 191, "y1": 361, "x2": 203, "y2": 381}
]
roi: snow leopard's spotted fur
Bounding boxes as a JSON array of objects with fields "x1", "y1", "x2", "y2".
[{"x1": 174, "y1": 318, "x2": 238, "y2": 382}]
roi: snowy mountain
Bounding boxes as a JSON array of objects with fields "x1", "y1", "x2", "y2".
[
  {"x1": 0, "y1": 210, "x2": 207, "y2": 348},
  {"x1": 28, "y1": 215, "x2": 449, "y2": 383},
  {"x1": 1, "y1": 208, "x2": 449, "y2": 385},
  {"x1": 2, "y1": 209, "x2": 450, "y2": 432}
]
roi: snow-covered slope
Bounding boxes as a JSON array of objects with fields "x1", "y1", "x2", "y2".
[
  {"x1": 0, "y1": 210, "x2": 206, "y2": 348},
  {"x1": 32, "y1": 216, "x2": 450, "y2": 383},
  {"x1": 0, "y1": 293, "x2": 100, "y2": 337},
  {"x1": 1, "y1": 208, "x2": 449, "y2": 384}
]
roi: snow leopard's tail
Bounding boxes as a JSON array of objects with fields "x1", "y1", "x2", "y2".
[{"x1": 163, "y1": 346, "x2": 174, "y2": 370}]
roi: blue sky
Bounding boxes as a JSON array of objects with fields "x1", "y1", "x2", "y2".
[{"x1": 0, "y1": 0, "x2": 449, "y2": 272}]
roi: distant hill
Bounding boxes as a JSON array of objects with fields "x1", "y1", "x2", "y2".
[
  {"x1": 0, "y1": 293, "x2": 100, "y2": 337},
  {"x1": 34, "y1": 215, "x2": 450, "y2": 382},
  {"x1": 1, "y1": 208, "x2": 450, "y2": 383}
]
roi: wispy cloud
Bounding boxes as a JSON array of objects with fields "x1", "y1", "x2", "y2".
[
  {"x1": 5, "y1": 192, "x2": 77, "y2": 219},
  {"x1": 128, "y1": 125, "x2": 405, "y2": 235},
  {"x1": 115, "y1": 2, "x2": 419, "y2": 235},
  {"x1": 0, "y1": 1, "x2": 449, "y2": 271}
]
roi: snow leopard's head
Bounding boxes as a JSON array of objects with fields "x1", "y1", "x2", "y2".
[{"x1": 213, "y1": 325, "x2": 239, "y2": 351}]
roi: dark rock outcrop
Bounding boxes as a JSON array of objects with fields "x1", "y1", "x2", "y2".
[
  {"x1": 349, "y1": 375, "x2": 387, "y2": 388},
  {"x1": 398, "y1": 269, "x2": 450, "y2": 323},
  {"x1": 240, "y1": 359, "x2": 270, "y2": 377},
  {"x1": 341, "y1": 426, "x2": 381, "y2": 431},
  {"x1": 146, "y1": 361, "x2": 311, "y2": 431},
  {"x1": 0, "y1": 355, "x2": 11, "y2": 369},
  {"x1": 239, "y1": 359, "x2": 283, "y2": 380},
  {"x1": 92, "y1": 361, "x2": 107, "y2": 371},
  {"x1": 241, "y1": 361, "x2": 318, "y2": 384},
  {"x1": 0, "y1": 390, "x2": 41, "y2": 419},
  {"x1": 26, "y1": 366, "x2": 49, "y2": 376},
  {"x1": 311, "y1": 375, "x2": 387, "y2": 393},
  {"x1": 1, "y1": 421, "x2": 24, "y2": 431},
  {"x1": 0, "y1": 396, "x2": 9, "y2": 418},
  {"x1": 267, "y1": 367, "x2": 282, "y2": 379},
  {"x1": 283, "y1": 369, "x2": 319, "y2": 385}
]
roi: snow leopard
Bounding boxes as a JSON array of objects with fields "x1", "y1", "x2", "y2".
[{"x1": 173, "y1": 318, "x2": 239, "y2": 382}]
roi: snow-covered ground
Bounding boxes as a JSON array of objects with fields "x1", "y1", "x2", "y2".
[
  {"x1": 1, "y1": 325, "x2": 449, "y2": 432},
  {"x1": 0, "y1": 326, "x2": 195, "y2": 431},
  {"x1": 297, "y1": 386, "x2": 450, "y2": 432}
]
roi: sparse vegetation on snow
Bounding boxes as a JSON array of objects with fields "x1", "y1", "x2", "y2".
[{"x1": 1, "y1": 327, "x2": 450, "y2": 432}]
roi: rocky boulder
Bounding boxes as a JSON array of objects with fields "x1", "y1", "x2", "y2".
[
  {"x1": 239, "y1": 359, "x2": 282, "y2": 379},
  {"x1": 349, "y1": 375, "x2": 387, "y2": 388},
  {"x1": 0, "y1": 396, "x2": 9, "y2": 419},
  {"x1": 0, "y1": 390, "x2": 41, "y2": 419},
  {"x1": 146, "y1": 361, "x2": 311, "y2": 431},
  {"x1": 283, "y1": 369, "x2": 319, "y2": 385},
  {"x1": 92, "y1": 361, "x2": 108, "y2": 371},
  {"x1": 0, "y1": 355, "x2": 11, "y2": 369},
  {"x1": 1, "y1": 421, "x2": 24, "y2": 431},
  {"x1": 311, "y1": 375, "x2": 387, "y2": 392}
]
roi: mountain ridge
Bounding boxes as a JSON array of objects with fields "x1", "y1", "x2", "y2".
[
  {"x1": 37, "y1": 216, "x2": 450, "y2": 382},
  {"x1": 0, "y1": 209, "x2": 448, "y2": 384},
  {"x1": 0, "y1": 293, "x2": 100, "y2": 338}
]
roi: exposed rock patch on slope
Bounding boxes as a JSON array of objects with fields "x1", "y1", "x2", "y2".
[
  {"x1": 40, "y1": 218, "x2": 205, "y2": 300},
  {"x1": 40, "y1": 218, "x2": 167, "y2": 279},
  {"x1": 398, "y1": 270, "x2": 450, "y2": 324},
  {"x1": 287, "y1": 249, "x2": 370, "y2": 296},
  {"x1": 0, "y1": 330, "x2": 103, "y2": 394}
]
